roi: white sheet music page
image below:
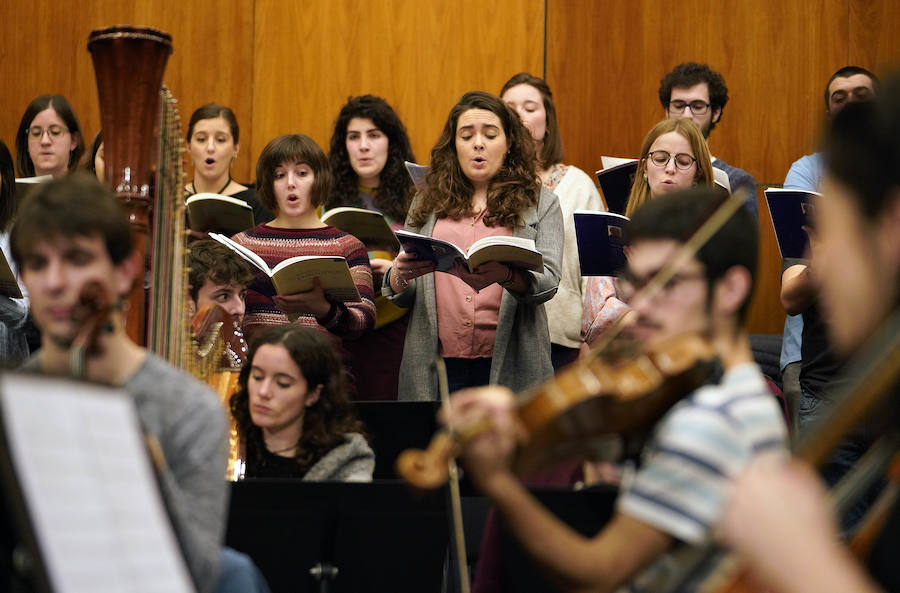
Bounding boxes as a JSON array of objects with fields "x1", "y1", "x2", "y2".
[{"x1": 0, "y1": 372, "x2": 194, "y2": 593}]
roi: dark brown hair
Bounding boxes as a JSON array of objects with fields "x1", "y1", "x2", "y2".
[
  {"x1": 230, "y1": 325, "x2": 365, "y2": 474},
  {"x1": 327, "y1": 95, "x2": 415, "y2": 222},
  {"x1": 187, "y1": 103, "x2": 240, "y2": 144},
  {"x1": 500, "y1": 72, "x2": 564, "y2": 167},
  {"x1": 255, "y1": 134, "x2": 332, "y2": 213},
  {"x1": 15, "y1": 94, "x2": 85, "y2": 178},
  {"x1": 187, "y1": 239, "x2": 253, "y2": 302},
  {"x1": 11, "y1": 172, "x2": 133, "y2": 268},
  {"x1": 408, "y1": 91, "x2": 540, "y2": 229},
  {"x1": 658, "y1": 63, "x2": 729, "y2": 133},
  {"x1": 0, "y1": 140, "x2": 16, "y2": 231},
  {"x1": 81, "y1": 130, "x2": 103, "y2": 176}
]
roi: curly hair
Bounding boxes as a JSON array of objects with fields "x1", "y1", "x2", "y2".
[
  {"x1": 187, "y1": 239, "x2": 254, "y2": 302},
  {"x1": 15, "y1": 94, "x2": 85, "y2": 178},
  {"x1": 625, "y1": 119, "x2": 714, "y2": 218},
  {"x1": 255, "y1": 134, "x2": 331, "y2": 213},
  {"x1": 408, "y1": 91, "x2": 540, "y2": 229},
  {"x1": 658, "y1": 63, "x2": 729, "y2": 133},
  {"x1": 327, "y1": 95, "x2": 415, "y2": 223},
  {"x1": 500, "y1": 72, "x2": 564, "y2": 167},
  {"x1": 229, "y1": 325, "x2": 365, "y2": 475}
]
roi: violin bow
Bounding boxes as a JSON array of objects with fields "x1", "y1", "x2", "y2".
[
  {"x1": 589, "y1": 190, "x2": 748, "y2": 355},
  {"x1": 435, "y1": 356, "x2": 473, "y2": 593}
]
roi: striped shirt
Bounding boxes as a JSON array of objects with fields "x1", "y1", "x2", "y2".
[
  {"x1": 618, "y1": 362, "x2": 788, "y2": 544},
  {"x1": 231, "y1": 223, "x2": 375, "y2": 343}
]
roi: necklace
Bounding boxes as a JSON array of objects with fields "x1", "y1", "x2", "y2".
[
  {"x1": 268, "y1": 443, "x2": 297, "y2": 456},
  {"x1": 190, "y1": 174, "x2": 232, "y2": 196}
]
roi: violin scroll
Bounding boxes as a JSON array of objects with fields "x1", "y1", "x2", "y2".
[{"x1": 395, "y1": 432, "x2": 453, "y2": 489}]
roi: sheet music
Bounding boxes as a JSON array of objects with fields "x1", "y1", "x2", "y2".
[{"x1": 0, "y1": 373, "x2": 194, "y2": 593}]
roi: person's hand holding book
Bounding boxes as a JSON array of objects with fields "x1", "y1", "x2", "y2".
[{"x1": 272, "y1": 278, "x2": 333, "y2": 319}]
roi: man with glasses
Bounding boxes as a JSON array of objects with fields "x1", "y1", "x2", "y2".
[
  {"x1": 658, "y1": 62, "x2": 757, "y2": 218},
  {"x1": 445, "y1": 188, "x2": 787, "y2": 593}
]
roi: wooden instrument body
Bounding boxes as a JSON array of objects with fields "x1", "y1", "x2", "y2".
[
  {"x1": 399, "y1": 332, "x2": 717, "y2": 488},
  {"x1": 87, "y1": 26, "x2": 172, "y2": 345}
]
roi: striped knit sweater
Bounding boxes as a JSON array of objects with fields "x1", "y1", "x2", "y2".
[{"x1": 231, "y1": 223, "x2": 375, "y2": 342}]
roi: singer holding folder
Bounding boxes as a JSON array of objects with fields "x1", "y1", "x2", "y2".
[{"x1": 384, "y1": 91, "x2": 562, "y2": 401}]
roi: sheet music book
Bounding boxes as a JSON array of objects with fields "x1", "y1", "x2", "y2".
[
  {"x1": 0, "y1": 372, "x2": 194, "y2": 593},
  {"x1": 404, "y1": 161, "x2": 429, "y2": 192},
  {"x1": 764, "y1": 188, "x2": 820, "y2": 259},
  {"x1": 573, "y1": 209, "x2": 629, "y2": 276},
  {"x1": 595, "y1": 159, "x2": 637, "y2": 215}
]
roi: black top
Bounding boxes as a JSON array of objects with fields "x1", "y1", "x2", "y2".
[
  {"x1": 244, "y1": 440, "x2": 305, "y2": 479},
  {"x1": 800, "y1": 302, "x2": 847, "y2": 401},
  {"x1": 230, "y1": 185, "x2": 275, "y2": 225}
]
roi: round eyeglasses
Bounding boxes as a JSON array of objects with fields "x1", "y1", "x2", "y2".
[
  {"x1": 667, "y1": 100, "x2": 711, "y2": 116},
  {"x1": 25, "y1": 125, "x2": 70, "y2": 140},
  {"x1": 645, "y1": 150, "x2": 697, "y2": 170}
]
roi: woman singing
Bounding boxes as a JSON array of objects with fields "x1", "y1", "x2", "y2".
[{"x1": 385, "y1": 91, "x2": 562, "y2": 400}]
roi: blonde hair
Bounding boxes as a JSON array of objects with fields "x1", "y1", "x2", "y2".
[{"x1": 625, "y1": 119, "x2": 713, "y2": 218}]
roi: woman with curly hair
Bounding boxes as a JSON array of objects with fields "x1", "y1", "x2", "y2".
[
  {"x1": 325, "y1": 95, "x2": 415, "y2": 400},
  {"x1": 230, "y1": 324, "x2": 374, "y2": 480},
  {"x1": 384, "y1": 91, "x2": 563, "y2": 400},
  {"x1": 501, "y1": 73, "x2": 604, "y2": 370}
]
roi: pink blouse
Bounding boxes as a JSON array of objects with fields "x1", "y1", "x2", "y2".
[{"x1": 433, "y1": 212, "x2": 513, "y2": 358}]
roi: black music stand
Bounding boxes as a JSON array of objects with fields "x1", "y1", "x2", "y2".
[
  {"x1": 352, "y1": 401, "x2": 440, "y2": 479},
  {"x1": 495, "y1": 484, "x2": 619, "y2": 592},
  {"x1": 226, "y1": 480, "x2": 449, "y2": 593}
]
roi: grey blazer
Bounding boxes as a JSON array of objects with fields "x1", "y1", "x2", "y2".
[{"x1": 387, "y1": 186, "x2": 563, "y2": 401}]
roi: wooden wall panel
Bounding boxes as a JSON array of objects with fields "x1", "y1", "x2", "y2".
[
  {"x1": 850, "y1": 0, "x2": 900, "y2": 71},
  {"x1": 250, "y1": 0, "x2": 544, "y2": 171},
  {"x1": 0, "y1": 0, "x2": 255, "y2": 181},
  {"x1": 545, "y1": 0, "x2": 858, "y2": 335}
]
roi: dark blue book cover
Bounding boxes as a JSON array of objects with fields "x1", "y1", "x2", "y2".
[
  {"x1": 764, "y1": 189, "x2": 820, "y2": 259},
  {"x1": 394, "y1": 230, "x2": 465, "y2": 272},
  {"x1": 595, "y1": 160, "x2": 638, "y2": 215},
  {"x1": 574, "y1": 210, "x2": 630, "y2": 277}
]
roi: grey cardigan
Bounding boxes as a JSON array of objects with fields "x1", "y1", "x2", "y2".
[
  {"x1": 303, "y1": 433, "x2": 375, "y2": 481},
  {"x1": 387, "y1": 186, "x2": 563, "y2": 401}
]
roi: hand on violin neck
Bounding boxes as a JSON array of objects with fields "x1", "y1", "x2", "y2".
[{"x1": 441, "y1": 385, "x2": 522, "y2": 489}]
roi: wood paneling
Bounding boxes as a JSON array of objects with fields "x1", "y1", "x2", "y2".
[
  {"x1": 0, "y1": 0, "x2": 255, "y2": 181},
  {"x1": 250, "y1": 0, "x2": 543, "y2": 170},
  {"x1": 3, "y1": 0, "x2": 898, "y2": 338},
  {"x1": 850, "y1": 0, "x2": 900, "y2": 72},
  {"x1": 545, "y1": 0, "x2": 863, "y2": 335}
]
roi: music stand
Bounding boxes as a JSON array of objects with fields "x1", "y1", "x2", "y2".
[
  {"x1": 226, "y1": 480, "x2": 449, "y2": 593},
  {"x1": 352, "y1": 401, "x2": 439, "y2": 479},
  {"x1": 497, "y1": 484, "x2": 619, "y2": 592}
]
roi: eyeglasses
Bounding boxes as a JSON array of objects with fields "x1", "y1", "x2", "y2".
[
  {"x1": 25, "y1": 125, "x2": 69, "y2": 139},
  {"x1": 645, "y1": 150, "x2": 697, "y2": 170},
  {"x1": 616, "y1": 269, "x2": 706, "y2": 303},
  {"x1": 667, "y1": 100, "x2": 711, "y2": 115}
]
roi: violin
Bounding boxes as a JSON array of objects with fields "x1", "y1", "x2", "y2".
[
  {"x1": 397, "y1": 332, "x2": 717, "y2": 489},
  {"x1": 685, "y1": 310, "x2": 900, "y2": 593},
  {"x1": 69, "y1": 282, "x2": 116, "y2": 378}
]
